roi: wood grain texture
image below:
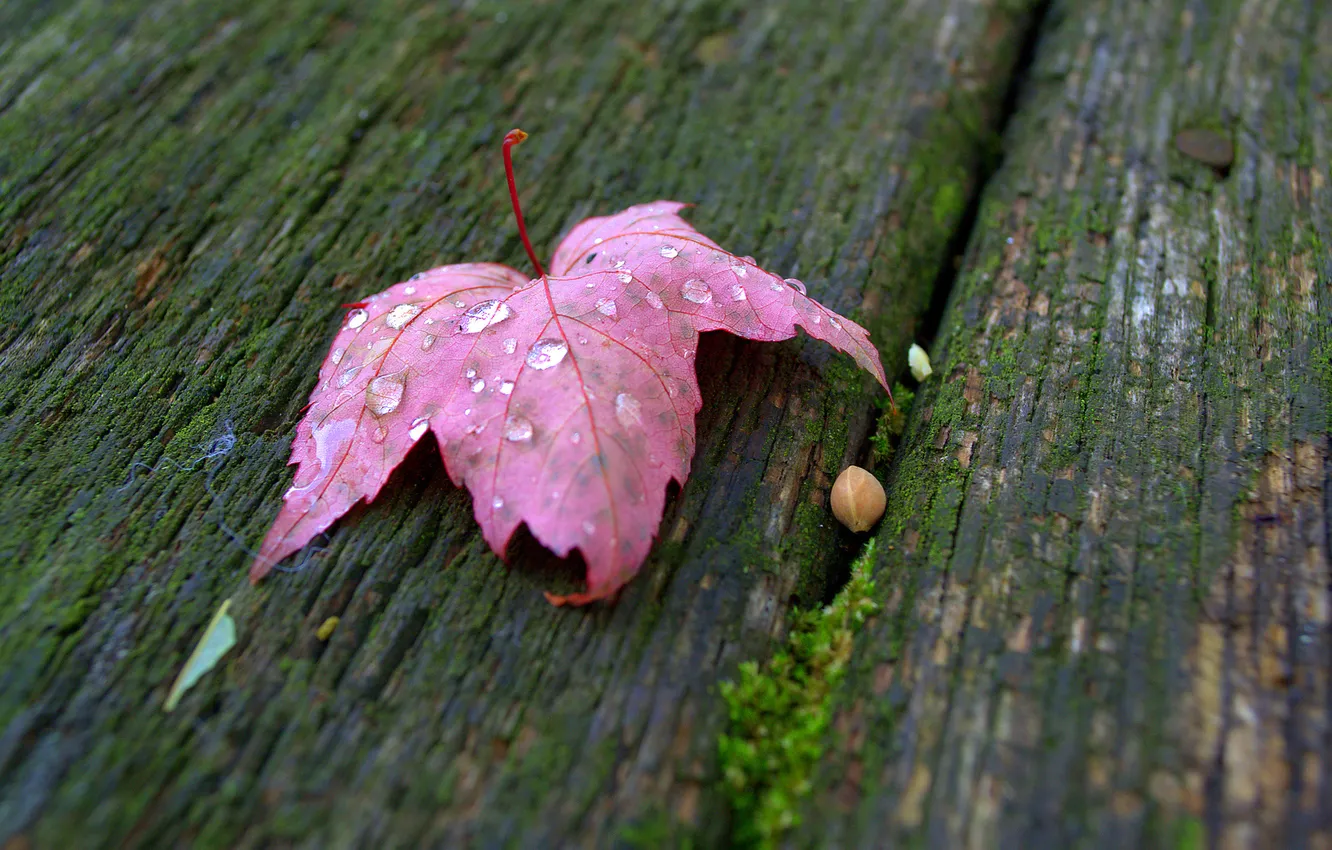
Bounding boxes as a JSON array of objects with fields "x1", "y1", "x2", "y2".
[
  {"x1": 0, "y1": 0, "x2": 1037, "y2": 846},
  {"x1": 796, "y1": 0, "x2": 1331, "y2": 847}
]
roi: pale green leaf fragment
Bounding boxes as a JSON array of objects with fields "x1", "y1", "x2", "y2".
[
  {"x1": 164, "y1": 598, "x2": 237, "y2": 712},
  {"x1": 908, "y1": 342, "x2": 933, "y2": 381}
]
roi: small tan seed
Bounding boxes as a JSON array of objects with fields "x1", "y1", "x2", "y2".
[{"x1": 830, "y1": 466, "x2": 886, "y2": 533}]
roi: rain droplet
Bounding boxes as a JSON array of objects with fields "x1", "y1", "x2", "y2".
[
  {"x1": 729, "y1": 284, "x2": 747, "y2": 302},
  {"x1": 337, "y1": 367, "x2": 358, "y2": 388},
  {"x1": 331, "y1": 347, "x2": 345, "y2": 364},
  {"x1": 830, "y1": 318, "x2": 843, "y2": 330},
  {"x1": 420, "y1": 333, "x2": 436, "y2": 351},
  {"x1": 659, "y1": 245, "x2": 679, "y2": 259},
  {"x1": 595, "y1": 297, "x2": 617, "y2": 317},
  {"x1": 644, "y1": 291, "x2": 664, "y2": 309},
  {"x1": 470, "y1": 378, "x2": 486, "y2": 393},
  {"x1": 453, "y1": 299, "x2": 465, "y2": 308},
  {"x1": 593, "y1": 237, "x2": 604, "y2": 245},
  {"x1": 457, "y1": 300, "x2": 513, "y2": 334},
  {"x1": 502, "y1": 337, "x2": 518, "y2": 354},
  {"x1": 682, "y1": 278, "x2": 713, "y2": 305},
  {"x1": 372, "y1": 424, "x2": 388, "y2": 443},
  {"x1": 386, "y1": 303, "x2": 422, "y2": 329},
  {"x1": 464, "y1": 408, "x2": 472, "y2": 416},
  {"x1": 404, "y1": 285, "x2": 416, "y2": 295},
  {"x1": 526, "y1": 338, "x2": 569, "y2": 370},
  {"x1": 504, "y1": 415, "x2": 534, "y2": 442},
  {"x1": 500, "y1": 380, "x2": 515, "y2": 395},
  {"x1": 366, "y1": 373, "x2": 405, "y2": 415},
  {"x1": 615, "y1": 392, "x2": 643, "y2": 427},
  {"x1": 582, "y1": 520, "x2": 596, "y2": 536},
  {"x1": 784, "y1": 278, "x2": 807, "y2": 295},
  {"x1": 464, "y1": 422, "x2": 484, "y2": 436},
  {"x1": 410, "y1": 273, "x2": 425, "y2": 281},
  {"x1": 465, "y1": 367, "x2": 477, "y2": 379},
  {"x1": 769, "y1": 281, "x2": 785, "y2": 292},
  {"x1": 578, "y1": 336, "x2": 588, "y2": 345},
  {"x1": 617, "y1": 270, "x2": 632, "y2": 284},
  {"x1": 409, "y1": 417, "x2": 429, "y2": 440},
  {"x1": 613, "y1": 258, "x2": 625, "y2": 269},
  {"x1": 730, "y1": 261, "x2": 748, "y2": 277},
  {"x1": 571, "y1": 431, "x2": 582, "y2": 444},
  {"x1": 346, "y1": 308, "x2": 368, "y2": 329},
  {"x1": 813, "y1": 314, "x2": 821, "y2": 324},
  {"x1": 492, "y1": 496, "x2": 505, "y2": 509},
  {"x1": 586, "y1": 281, "x2": 596, "y2": 289}
]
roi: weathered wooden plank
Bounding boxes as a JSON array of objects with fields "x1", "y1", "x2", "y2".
[
  {"x1": 794, "y1": 0, "x2": 1330, "y2": 846},
  {"x1": 0, "y1": 0, "x2": 1039, "y2": 846}
]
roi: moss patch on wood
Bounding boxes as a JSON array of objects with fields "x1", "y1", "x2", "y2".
[{"x1": 719, "y1": 539, "x2": 880, "y2": 847}]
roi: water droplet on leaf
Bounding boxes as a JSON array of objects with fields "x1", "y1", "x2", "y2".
[
  {"x1": 502, "y1": 337, "x2": 518, "y2": 354},
  {"x1": 682, "y1": 279, "x2": 713, "y2": 305},
  {"x1": 471, "y1": 378, "x2": 486, "y2": 393},
  {"x1": 504, "y1": 415, "x2": 534, "y2": 442},
  {"x1": 346, "y1": 308, "x2": 368, "y2": 329},
  {"x1": 457, "y1": 300, "x2": 513, "y2": 334},
  {"x1": 500, "y1": 380, "x2": 515, "y2": 395},
  {"x1": 386, "y1": 303, "x2": 422, "y2": 329},
  {"x1": 596, "y1": 297, "x2": 617, "y2": 317},
  {"x1": 409, "y1": 417, "x2": 429, "y2": 440},
  {"x1": 615, "y1": 392, "x2": 643, "y2": 427},
  {"x1": 644, "y1": 291, "x2": 664, "y2": 309},
  {"x1": 526, "y1": 338, "x2": 569, "y2": 370},
  {"x1": 659, "y1": 245, "x2": 679, "y2": 258},
  {"x1": 366, "y1": 373, "x2": 405, "y2": 415},
  {"x1": 784, "y1": 278, "x2": 806, "y2": 295},
  {"x1": 729, "y1": 284, "x2": 747, "y2": 302}
]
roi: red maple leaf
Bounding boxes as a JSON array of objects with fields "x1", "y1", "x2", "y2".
[{"x1": 252, "y1": 130, "x2": 888, "y2": 605}]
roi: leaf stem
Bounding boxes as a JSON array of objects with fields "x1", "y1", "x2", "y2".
[{"x1": 502, "y1": 129, "x2": 546, "y2": 278}]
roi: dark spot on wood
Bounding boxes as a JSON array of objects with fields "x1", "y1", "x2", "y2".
[{"x1": 1175, "y1": 127, "x2": 1234, "y2": 171}]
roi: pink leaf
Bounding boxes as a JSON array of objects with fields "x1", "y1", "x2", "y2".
[{"x1": 252, "y1": 130, "x2": 888, "y2": 605}]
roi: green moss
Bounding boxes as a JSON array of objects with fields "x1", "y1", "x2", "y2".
[
  {"x1": 719, "y1": 539, "x2": 880, "y2": 848},
  {"x1": 931, "y1": 181, "x2": 965, "y2": 226},
  {"x1": 617, "y1": 809, "x2": 697, "y2": 849},
  {"x1": 1173, "y1": 816, "x2": 1204, "y2": 850},
  {"x1": 869, "y1": 382, "x2": 914, "y2": 460}
]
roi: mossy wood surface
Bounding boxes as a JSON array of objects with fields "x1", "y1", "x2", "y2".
[
  {"x1": 0, "y1": 0, "x2": 1039, "y2": 846},
  {"x1": 796, "y1": 0, "x2": 1330, "y2": 848}
]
